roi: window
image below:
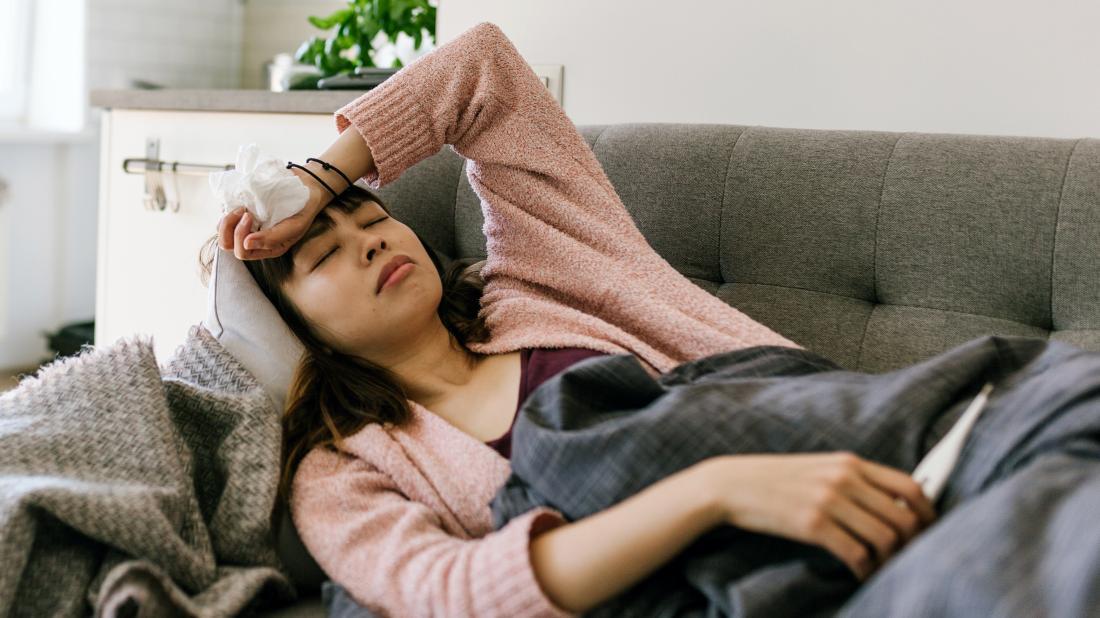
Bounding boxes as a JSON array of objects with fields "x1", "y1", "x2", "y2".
[{"x1": 0, "y1": 0, "x2": 32, "y2": 122}]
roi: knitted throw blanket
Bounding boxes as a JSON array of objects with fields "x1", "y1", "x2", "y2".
[{"x1": 0, "y1": 324, "x2": 296, "y2": 617}]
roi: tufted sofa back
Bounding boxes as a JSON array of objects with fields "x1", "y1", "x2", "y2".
[{"x1": 366, "y1": 123, "x2": 1100, "y2": 373}]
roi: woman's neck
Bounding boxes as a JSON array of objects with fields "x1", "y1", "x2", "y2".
[{"x1": 388, "y1": 322, "x2": 483, "y2": 408}]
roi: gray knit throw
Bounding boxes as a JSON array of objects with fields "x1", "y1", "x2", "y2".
[{"x1": 0, "y1": 324, "x2": 296, "y2": 617}]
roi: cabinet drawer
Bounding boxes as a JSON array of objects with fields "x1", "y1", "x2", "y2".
[{"x1": 95, "y1": 109, "x2": 337, "y2": 362}]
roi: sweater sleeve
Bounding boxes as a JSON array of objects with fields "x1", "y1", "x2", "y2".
[
  {"x1": 334, "y1": 21, "x2": 800, "y2": 367},
  {"x1": 334, "y1": 20, "x2": 645, "y2": 260},
  {"x1": 290, "y1": 447, "x2": 578, "y2": 618}
]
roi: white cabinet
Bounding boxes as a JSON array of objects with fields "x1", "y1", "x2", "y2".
[{"x1": 95, "y1": 108, "x2": 336, "y2": 363}]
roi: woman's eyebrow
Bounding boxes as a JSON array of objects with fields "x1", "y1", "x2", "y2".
[
  {"x1": 290, "y1": 216, "x2": 336, "y2": 260},
  {"x1": 290, "y1": 202, "x2": 383, "y2": 260}
]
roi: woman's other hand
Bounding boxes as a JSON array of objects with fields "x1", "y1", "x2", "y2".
[{"x1": 699, "y1": 452, "x2": 938, "y2": 582}]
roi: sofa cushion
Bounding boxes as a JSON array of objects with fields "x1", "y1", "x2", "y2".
[{"x1": 203, "y1": 246, "x2": 304, "y2": 414}]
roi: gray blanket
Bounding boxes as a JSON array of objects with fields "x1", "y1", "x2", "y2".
[
  {"x1": 0, "y1": 324, "x2": 297, "y2": 617},
  {"x1": 489, "y1": 335, "x2": 1100, "y2": 617}
]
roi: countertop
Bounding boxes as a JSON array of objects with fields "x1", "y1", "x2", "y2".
[{"x1": 88, "y1": 89, "x2": 372, "y2": 114}]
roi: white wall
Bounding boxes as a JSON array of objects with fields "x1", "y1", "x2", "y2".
[
  {"x1": 439, "y1": 0, "x2": 1100, "y2": 139},
  {"x1": 0, "y1": 140, "x2": 101, "y2": 369},
  {"x1": 86, "y1": 0, "x2": 244, "y2": 91}
]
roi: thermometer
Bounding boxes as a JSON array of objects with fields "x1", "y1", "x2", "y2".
[{"x1": 897, "y1": 382, "x2": 995, "y2": 508}]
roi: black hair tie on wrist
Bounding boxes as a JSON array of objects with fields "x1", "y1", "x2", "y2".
[
  {"x1": 286, "y1": 162, "x2": 340, "y2": 198},
  {"x1": 306, "y1": 157, "x2": 355, "y2": 191}
]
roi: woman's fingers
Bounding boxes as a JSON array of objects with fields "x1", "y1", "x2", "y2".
[
  {"x1": 242, "y1": 232, "x2": 263, "y2": 251},
  {"x1": 815, "y1": 456, "x2": 942, "y2": 581},
  {"x1": 826, "y1": 493, "x2": 902, "y2": 568},
  {"x1": 858, "y1": 460, "x2": 938, "y2": 525},
  {"x1": 216, "y1": 208, "x2": 272, "y2": 260},
  {"x1": 848, "y1": 475, "x2": 925, "y2": 542},
  {"x1": 218, "y1": 208, "x2": 244, "y2": 251},
  {"x1": 242, "y1": 212, "x2": 310, "y2": 257},
  {"x1": 233, "y1": 211, "x2": 255, "y2": 260},
  {"x1": 815, "y1": 517, "x2": 875, "y2": 581}
]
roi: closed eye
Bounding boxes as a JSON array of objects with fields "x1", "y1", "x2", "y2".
[{"x1": 311, "y1": 216, "x2": 389, "y2": 271}]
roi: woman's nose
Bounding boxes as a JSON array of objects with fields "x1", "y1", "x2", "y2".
[{"x1": 360, "y1": 233, "x2": 385, "y2": 265}]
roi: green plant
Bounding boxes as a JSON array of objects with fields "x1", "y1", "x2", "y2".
[{"x1": 295, "y1": 0, "x2": 437, "y2": 78}]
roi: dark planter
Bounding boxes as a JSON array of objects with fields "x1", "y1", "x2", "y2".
[{"x1": 45, "y1": 320, "x2": 95, "y2": 359}]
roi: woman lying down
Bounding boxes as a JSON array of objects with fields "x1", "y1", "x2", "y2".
[{"x1": 203, "y1": 22, "x2": 1100, "y2": 618}]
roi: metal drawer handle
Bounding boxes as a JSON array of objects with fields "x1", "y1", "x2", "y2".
[
  {"x1": 121, "y1": 158, "x2": 235, "y2": 176},
  {"x1": 122, "y1": 138, "x2": 234, "y2": 212}
]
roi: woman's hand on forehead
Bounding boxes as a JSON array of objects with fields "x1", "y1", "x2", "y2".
[{"x1": 217, "y1": 206, "x2": 319, "y2": 261}]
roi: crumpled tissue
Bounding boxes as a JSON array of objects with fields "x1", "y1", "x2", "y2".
[{"x1": 208, "y1": 143, "x2": 311, "y2": 232}]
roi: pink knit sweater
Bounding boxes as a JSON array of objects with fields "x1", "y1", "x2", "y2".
[{"x1": 289, "y1": 21, "x2": 803, "y2": 617}]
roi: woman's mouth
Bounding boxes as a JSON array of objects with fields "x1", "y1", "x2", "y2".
[{"x1": 378, "y1": 262, "x2": 414, "y2": 293}]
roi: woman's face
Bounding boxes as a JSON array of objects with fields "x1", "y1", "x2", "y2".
[{"x1": 282, "y1": 200, "x2": 442, "y2": 359}]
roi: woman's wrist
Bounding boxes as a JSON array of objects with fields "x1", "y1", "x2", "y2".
[
  {"x1": 529, "y1": 461, "x2": 728, "y2": 613},
  {"x1": 290, "y1": 161, "x2": 350, "y2": 215},
  {"x1": 691, "y1": 457, "x2": 735, "y2": 527}
]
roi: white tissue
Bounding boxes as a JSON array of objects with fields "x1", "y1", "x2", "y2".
[{"x1": 208, "y1": 143, "x2": 311, "y2": 232}]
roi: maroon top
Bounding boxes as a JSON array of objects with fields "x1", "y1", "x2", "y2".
[{"x1": 484, "y1": 347, "x2": 610, "y2": 459}]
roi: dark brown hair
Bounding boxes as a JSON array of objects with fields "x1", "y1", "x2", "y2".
[{"x1": 198, "y1": 184, "x2": 491, "y2": 515}]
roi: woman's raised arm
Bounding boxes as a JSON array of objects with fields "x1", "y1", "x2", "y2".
[
  {"x1": 324, "y1": 21, "x2": 654, "y2": 261},
  {"x1": 225, "y1": 20, "x2": 640, "y2": 262}
]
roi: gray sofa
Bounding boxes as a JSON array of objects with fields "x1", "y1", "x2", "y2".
[{"x1": 259, "y1": 121, "x2": 1100, "y2": 617}]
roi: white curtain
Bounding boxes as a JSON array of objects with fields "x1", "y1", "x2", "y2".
[
  {"x1": 0, "y1": 0, "x2": 32, "y2": 123},
  {"x1": 0, "y1": 0, "x2": 86, "y2": 132}
]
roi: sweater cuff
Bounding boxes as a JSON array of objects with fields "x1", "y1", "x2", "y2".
[
  {"x1": 479, "y1": 506, "x2": 578, "y2": 617},
  {"x1": 334, "y1": 79, "x2": 440, "y2": 190}
]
